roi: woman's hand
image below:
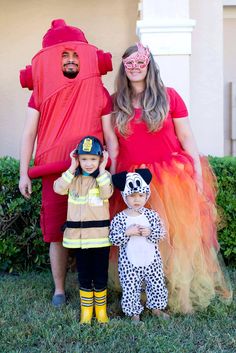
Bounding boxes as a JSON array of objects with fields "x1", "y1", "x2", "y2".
[
  {"x1": 173, "y1": 118, "x2": 203, "y2": 194},
  {"x1": 194, "y1": 171, "x2": 203, "y2": 194}
]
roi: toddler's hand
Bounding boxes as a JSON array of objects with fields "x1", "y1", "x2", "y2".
[
  {"x1": 126, "y1": 224, "x2": 141, "y2": 237},
  {"x1": 139, "y1": 226, "x2": 151, "y2": 237},
  {"x1": 99, "y1": 150, "x2": 109, "y2": 174},
  {"x1": 69, "y1": 149, "x2": 79, "y2": 174}
]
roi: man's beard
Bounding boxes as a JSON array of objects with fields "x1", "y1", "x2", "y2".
[{"x1": 63, "y1": 70, "x2": 79, "y2": 79}]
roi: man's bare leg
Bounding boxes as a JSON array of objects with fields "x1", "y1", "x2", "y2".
[{"x1": 50, "y1": 242, "x2": 68, "y2": 296}]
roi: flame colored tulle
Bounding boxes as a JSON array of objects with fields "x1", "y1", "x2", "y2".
[{"x1": 109, "y1": 155, "x2": 232, "y2": 313}]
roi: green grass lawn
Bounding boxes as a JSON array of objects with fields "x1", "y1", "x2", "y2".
[{"x1": 0, "y1": 269, "x2": 235, "y2": 353}]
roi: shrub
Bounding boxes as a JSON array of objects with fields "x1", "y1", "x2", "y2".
[
  {"x1": 0, "y1": 157, "x2": 49, "y2": 272},
  {"x1": 209, "y1": 156, "x2": 236, "y2": 265},
  {"x1": 0, "y1": 156, "x2": 235, "y2": 272}
]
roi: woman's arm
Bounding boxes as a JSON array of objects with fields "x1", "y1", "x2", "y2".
[
  {"x1": 173, "y1": 117, "x2": 203, "y2": 192},
  {"x1": 19, "y1": 108, "x2": 40, "y2": 198},
  {"x1": 102, "y1": 114, "x2": 119, "y2": 174}
]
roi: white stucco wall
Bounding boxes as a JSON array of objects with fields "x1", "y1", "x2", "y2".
[
  {"x1": 223, "y1": 6, "x2": 236, "y2": 156},
  {"x1": 142, "y1": 0, "x2": 189, "y2": 18},
  {"x1": 190, "y1": 0, "x2": 224, "y2": 156}
]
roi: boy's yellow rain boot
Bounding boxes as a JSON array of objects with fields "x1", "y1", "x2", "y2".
[
  {"x1": 94, "y1": 288, "x2": 109, "y2": 323},
  {"x1": 79, "y1": 289, "x2": 94, "y2": 324}
]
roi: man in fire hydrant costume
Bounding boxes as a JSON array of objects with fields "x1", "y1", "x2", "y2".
[{"x1": 19, "y1": 19, "x2": 113, "y2": 307}]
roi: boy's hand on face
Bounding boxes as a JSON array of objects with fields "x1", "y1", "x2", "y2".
[
  {"x1": 99, "y1": 150, "x2": 109, "y2": 175},
  {"x1": 69, "y1": 149, "x2": 79, "y2": 174}
]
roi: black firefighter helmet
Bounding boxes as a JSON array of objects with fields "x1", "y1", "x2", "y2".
[{"x1": 75, "y1": 136, "x2": 103, "y2": 156}]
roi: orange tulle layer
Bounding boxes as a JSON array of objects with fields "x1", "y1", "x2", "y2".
[{"x1": 109, "y1": 155, "x2": 232, "y2": 313}]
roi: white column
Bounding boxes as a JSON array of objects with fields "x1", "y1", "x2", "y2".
[
  {"x1": 136, "y1": 0, "x2": 195, "y2": 109},
  {"x1": 190, "y1": 0, "x2": 224, "y2": 156}
]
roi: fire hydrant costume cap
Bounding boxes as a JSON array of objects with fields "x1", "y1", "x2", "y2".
[
  {"x1": 42, "y1": 19, "x2": 88, "y2": 47},
  {"x1": 20, "y1": 19, "x2": 112, "y2": 90}
]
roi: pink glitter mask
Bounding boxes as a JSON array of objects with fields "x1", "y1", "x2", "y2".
[{"x1": 122, "y1": 42, "x2": 150, "y2": 71}]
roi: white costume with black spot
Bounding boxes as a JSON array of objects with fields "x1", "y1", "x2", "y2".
[{"x1": 109, "y1": 207, "x2": 168, "y2": 316}]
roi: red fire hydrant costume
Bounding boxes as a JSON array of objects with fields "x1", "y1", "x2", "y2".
[
  {"x1": 20, "y1": 19, "x2": 112, "y2": 178},
  {"x1": 20, "y1": 19, "x2": 113, "y2": 242}
]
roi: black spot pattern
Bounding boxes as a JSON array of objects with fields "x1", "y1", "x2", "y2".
[{"x1": 109, "y1": 208, "x2": 168, "y2": 316}]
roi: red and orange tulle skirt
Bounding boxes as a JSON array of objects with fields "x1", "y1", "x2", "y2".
[{"x1": 109, "y1": 154, "x2": 232, "y2": 313}]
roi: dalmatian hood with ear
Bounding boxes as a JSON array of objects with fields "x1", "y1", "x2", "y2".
[{"x1": 112, "y1": 168, "x2": 152, "y2": 208}]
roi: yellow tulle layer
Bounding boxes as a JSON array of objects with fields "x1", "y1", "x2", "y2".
[{"x1": 109, "y1": 155, "x2": 232, "y2": 313}]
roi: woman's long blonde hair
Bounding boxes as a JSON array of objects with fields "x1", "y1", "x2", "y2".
[{"x1": 113, "y1": 45, "x2": 169, "y2": 136}]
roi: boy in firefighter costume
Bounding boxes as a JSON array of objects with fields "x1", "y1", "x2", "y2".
[
  {"x1": 54, "y1": 136, "x2": 113, "y2": 324},
  {"x1": 109, "y1": 169, "x2": 168, "y2": 322},
  {"x1": 19, "y1": 19, "x2": 112, "y2": 307}
]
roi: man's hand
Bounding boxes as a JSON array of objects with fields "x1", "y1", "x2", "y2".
[
  {"x1": 19, "y1": 175, "x2": 32, "y2": 199},
  {"x1": 99, "y1": 150, "x2": 109, "y2": 175}
]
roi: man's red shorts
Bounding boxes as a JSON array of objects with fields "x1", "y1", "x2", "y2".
[{"x1": 40, "y1": 174, "x2": 67, "y2": 243}]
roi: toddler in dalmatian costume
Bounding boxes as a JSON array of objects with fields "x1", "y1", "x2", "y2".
[{"x1": 109, "y1": 169, "x2": 169, "y2": 322}]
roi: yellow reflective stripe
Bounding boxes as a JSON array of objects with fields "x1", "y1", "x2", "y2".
[
  {"x1": 98, "y1": 179, "x2": 110, "y2": 186},
  {"x1": 68, "y1": 188, "x2": 99, "y2": 204},
  {"x1": 69, "y1": 199, "x2": 87, "y2": 205},
  {"x1": 63, "y1": 242, "x2": 82, "y2": 248},
  {"x1": 69, "y1": 194, "x2": 87, "y2": 201},
  {"x1": 81, "y1": 238, "x2": 111, "y2": 245},
  {"x1": 95, "y1": 297, "x2": 106, "y2": 305},
  {"x1": 64, "y1": 237, "x2": 111, "y2": 244},
  {"x1": 68, "y1": 194, "x2": 88, "y2": 204},
  {"x1": 68, "y1": 192, "x2": 108, "y2": 205},
  {"x1": 62, "y1": 170, "x2": 74, "y2": 183},
  {"x1": 81, "y1": 301, "x2": 93, "y2": 307},
  {"x1": 68, "y1": 197, "x2": 108, "y2": 205},
  {"x1": 96, "y1": 173, "x2": 108, "y2": 182},
  {"x1": 63, "y1": 237, "x2": 111, "y2": 248},
  {"x1": 81, "y1": 302, "x2": 93, "y2": 307},
  {"x1": 96, "y1": 174, "x2": 110, "y2": 186},
  {"x1": 68, "y1": 199, "x2": 109, "y2": 205},
  {"x1": 89, "y1": 188, "x2": 99, "y2": 195}
]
